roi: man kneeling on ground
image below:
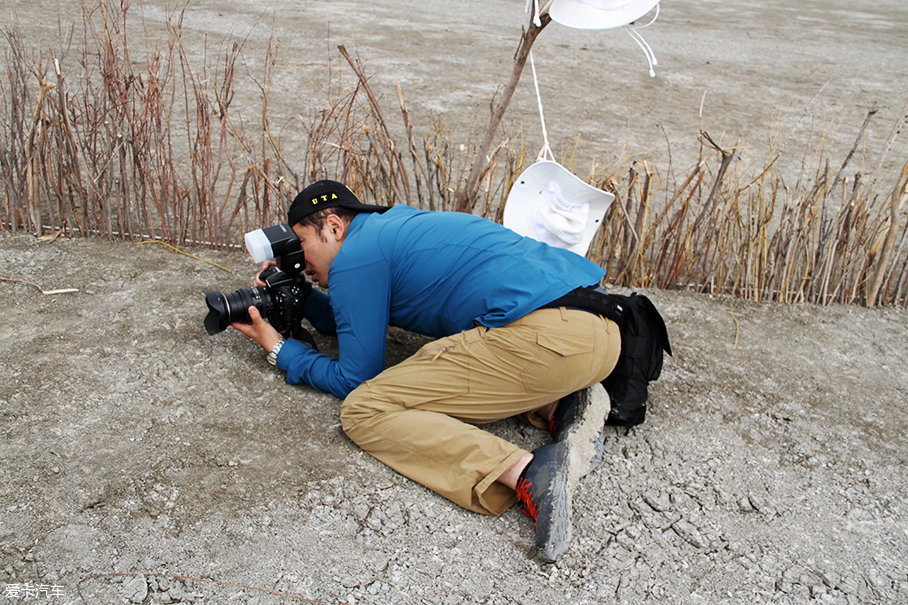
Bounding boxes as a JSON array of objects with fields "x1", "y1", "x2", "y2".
[{"x1": 232, "y1": 179, "x2": 628, "y2": 561}]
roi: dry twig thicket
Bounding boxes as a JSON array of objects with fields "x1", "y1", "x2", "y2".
[{"x1": 1, "y1": 1, "x2": 906, "y2": 306}]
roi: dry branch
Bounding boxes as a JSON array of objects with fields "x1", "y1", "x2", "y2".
[
  {"x1": 453, "y1": 8, "x2": 550, "y2": 212},
  {"x1": 865, "y1": 159, "x2": 908, "y2": 305}
]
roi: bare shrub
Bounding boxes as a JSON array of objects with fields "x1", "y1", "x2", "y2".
[{"x1": 1, "y1": 1, "x2": 905, "y2": 305}]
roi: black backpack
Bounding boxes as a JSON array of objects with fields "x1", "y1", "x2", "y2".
[{"x1": 543, "y1": 287, "x2": 672, "y2": 427}]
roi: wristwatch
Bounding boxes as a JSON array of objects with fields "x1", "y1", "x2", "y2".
[{"x1": 267, "y1": 337, "x2": 286, "y2": 366}]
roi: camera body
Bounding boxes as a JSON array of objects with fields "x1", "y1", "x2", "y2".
[{"x1": 204, "y1": 224, "x2": 316, "y2": 347}]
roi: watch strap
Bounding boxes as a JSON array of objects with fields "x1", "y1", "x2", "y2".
[{"x1": 267, "y1": 337, "x2": 286, "y2": 366}]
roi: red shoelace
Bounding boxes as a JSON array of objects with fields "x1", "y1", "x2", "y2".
[{"x1": 515, "y1": 477, "x2": 539, "y2": 522}]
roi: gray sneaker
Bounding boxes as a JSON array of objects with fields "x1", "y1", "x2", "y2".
[{"x1": 516, "y1": 442, "x2": 572, "y2": 562}]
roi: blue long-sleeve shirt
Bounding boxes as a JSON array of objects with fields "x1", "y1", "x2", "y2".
[{"x1": 276, "y1": 205, "x2": 606, "y2": 399}]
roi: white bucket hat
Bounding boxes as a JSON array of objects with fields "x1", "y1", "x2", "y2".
[
  {"x1": 503, "y1": 160, "x2": 614, "y2": 256},
  {"x1": 549, "y1": 0, "x2": 660, "y2": 30},
  {"x1": 543, "y1": 0, "x2": 661, "y2": 76}
]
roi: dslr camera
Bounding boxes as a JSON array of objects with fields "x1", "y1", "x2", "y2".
[{"x1": 204, "y1": 224, "x2": 315, "y2": 347}]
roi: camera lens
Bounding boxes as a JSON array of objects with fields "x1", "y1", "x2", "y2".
[{"x1": 203, "y1": 287, "x2": 270, "y2": 335}]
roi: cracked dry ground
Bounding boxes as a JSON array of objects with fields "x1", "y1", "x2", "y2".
[{"x1": 1, "y1": 233, "x2": 906, "y2": 604}]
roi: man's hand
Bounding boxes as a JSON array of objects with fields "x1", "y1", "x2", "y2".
[
  {"x1": 253, "y1": 260, "x2": 278, "y2": 286},
  {"x1": 231, "y1": 306, "x2": 282, "y2": 352}
]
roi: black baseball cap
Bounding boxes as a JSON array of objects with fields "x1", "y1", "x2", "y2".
[{"x1": 287, "y1": 179, "x2": 387, "y2": 226}]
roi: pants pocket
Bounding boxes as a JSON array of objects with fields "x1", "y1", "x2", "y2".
[{"x1": 523, "y1": 310, "x2": 600, "y2": 394}]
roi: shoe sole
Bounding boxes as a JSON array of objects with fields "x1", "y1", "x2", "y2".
[
  {"x1": 561, "y1": 383, "x2": 610, "y2": 477},
  {"x1": 534, "y1": 442, "x2": 572, "y2": 562}
]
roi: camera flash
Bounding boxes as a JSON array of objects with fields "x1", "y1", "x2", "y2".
[{"x1": 245, "y1": 223, "x2": 298, "y2": 263}]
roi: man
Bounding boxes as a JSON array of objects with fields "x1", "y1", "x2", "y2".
[{"x1": 232, "y1": 179, "x2": 623, "y2": 561}]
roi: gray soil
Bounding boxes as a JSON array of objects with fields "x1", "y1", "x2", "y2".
[
  {"x1": 3, "y1": 1, "x2": 908, "y2": 604},
  {"x1": 2, "y1": 233, "x2": 906, "y2": 604}
]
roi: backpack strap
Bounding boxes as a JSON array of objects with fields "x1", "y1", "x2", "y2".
[{"x1": 541, "y1": 285, "x2": 626, "y2": 323}]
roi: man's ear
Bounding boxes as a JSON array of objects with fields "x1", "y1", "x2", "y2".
[{"x1": 325, "y1": 212, "x2": 348, "y2": 242}]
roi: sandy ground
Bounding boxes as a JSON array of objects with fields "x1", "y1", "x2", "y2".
[
  {"x1": 1, "y1": 233, "x2": 906, "y2": 604},
  {"x1": 2, "y1": 1, "x2": 908, "y2": 603}
]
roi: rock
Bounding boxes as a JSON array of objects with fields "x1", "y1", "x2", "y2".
[
  {"x1": 123, "y1": 575, "x2": 148, "y2": 604},
  {"x1": 643, "y1": 492, "x2": 671, "y2": 512},
  {"x1": 672, "y1": 520, "x2": 706, "y2": 549}
]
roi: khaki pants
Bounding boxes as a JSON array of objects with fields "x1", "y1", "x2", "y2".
[{"x1": 340, "y1": 308, "x2": 621, "y2": 515}]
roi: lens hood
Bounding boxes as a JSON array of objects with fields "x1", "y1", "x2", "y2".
[{"x1": 203, "y1": 291, "x2": 229, "y2": 335}]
